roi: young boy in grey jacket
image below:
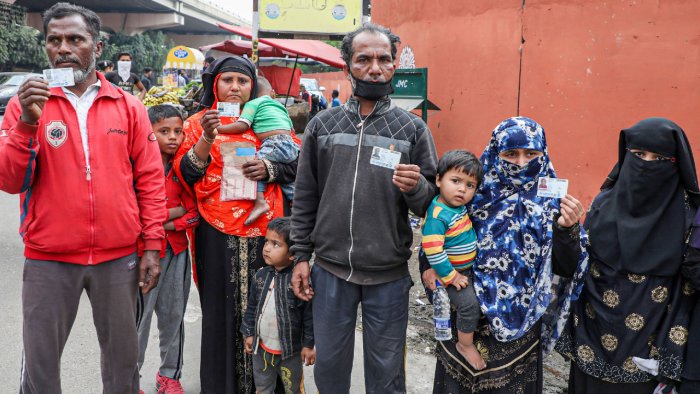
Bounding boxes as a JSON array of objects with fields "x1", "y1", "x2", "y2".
[{"x1": 242, "y1": 218, "x2": 315, "y2": 394}]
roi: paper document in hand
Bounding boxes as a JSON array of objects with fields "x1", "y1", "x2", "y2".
[{"x1": 220, "y1": 142, "x2": 257, "y2": 201}]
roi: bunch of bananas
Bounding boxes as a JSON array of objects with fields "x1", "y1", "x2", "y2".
[{"x1": 143, "y1": 86, "x2": 180, "y2": 107}]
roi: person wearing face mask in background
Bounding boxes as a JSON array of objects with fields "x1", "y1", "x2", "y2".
[
  {"x1": 96, "y1": 59, "x2": 113, "y2": 73},
  {"x1": 105, "y1": 51, "x2": 147, "y2": 101},
  {"x1": 290, "y1": 23, "x2": 438, "y2": 393}
]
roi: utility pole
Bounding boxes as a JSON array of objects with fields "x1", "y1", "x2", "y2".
[{"x1": 252, "y1": 0, "x2": 260, "y2": 73}]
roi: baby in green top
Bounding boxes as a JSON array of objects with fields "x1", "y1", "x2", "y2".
[{"x1": 217, "y1": 77, "x2": 299, "y2": 225}]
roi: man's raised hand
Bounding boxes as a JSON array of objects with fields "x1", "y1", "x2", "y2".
[{"x1": 18, "y1": 77, "x2": 50, "y2": 125}]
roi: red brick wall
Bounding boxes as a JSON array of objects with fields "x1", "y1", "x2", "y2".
[{"x1": 373, "y1": 0, "x2": 700, "y2": 206}]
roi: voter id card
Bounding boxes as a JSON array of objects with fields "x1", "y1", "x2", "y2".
[
  {"x1": 217, "y1": 102, "x2": 240, "y2": 117},
  {"x1": 43, "y1": 68, "x2": 75, "y2": 88},
  {"x1": 370, "y1": 146, "x2": 401, "y2": 170},
  {"x1": 536, "y1": 177, "x2": 568, "y2": 198}
]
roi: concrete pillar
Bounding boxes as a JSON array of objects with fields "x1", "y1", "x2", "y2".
[{"x1": 25, "y1": 13, "x2": 41, "y2": 31}]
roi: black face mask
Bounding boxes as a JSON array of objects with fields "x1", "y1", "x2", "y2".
[{"x1": 350, "y1": 73, "x2": 394, "y2": 100}]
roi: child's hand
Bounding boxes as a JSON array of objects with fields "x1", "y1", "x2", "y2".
[
  {"x1": 451, "y1": 272, "x2": 469, "y2": 290},
  {"x1": 168, "y1": 206, "x2": 186, "y2": 220},
  {"x1": 244, "y1": 336, "x2": 253, "y2": 354},
  {"x1": 174, "y1": 206, "x2": 187, "y2": 217},
  {"x1": 422, "y1": 268, "x2": 440, "y2": 291},
  {"x1": 301, "y1": 347, "x2": 316, "y2": 366}
]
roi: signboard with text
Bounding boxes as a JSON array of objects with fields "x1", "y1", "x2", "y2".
[
  {"x1": 390, "y1": 68, "x2": 440, "y2": 122},
  {"x1": 258, "y1": 0, "x2": 369, "y2": 38}
]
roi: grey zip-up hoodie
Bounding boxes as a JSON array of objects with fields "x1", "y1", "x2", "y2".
[{"x1": 290, "y1": 97, "x2": 438, "y2": 285}]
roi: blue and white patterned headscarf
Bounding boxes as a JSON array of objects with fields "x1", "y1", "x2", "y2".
[{"x1": 470, "y1": 117, "x2": 588, "y2": 350}]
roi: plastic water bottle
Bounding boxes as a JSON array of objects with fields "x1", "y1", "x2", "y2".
[{"x1": 433, "y1": 280, "x2": 452, "y2": 341}]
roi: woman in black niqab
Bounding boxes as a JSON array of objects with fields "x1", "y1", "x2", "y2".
[
  {"x1": 587, "y1": 117, "x2": 699, "y2": 275},
  {"x1": 556, "y1": 118, "x2": 700, "y2": 393}
]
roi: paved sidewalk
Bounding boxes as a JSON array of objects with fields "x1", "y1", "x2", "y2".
[
  {"x1": 0, "y1": 191, "x2": 436, "y2": 393},
  {"x1": 139, "y1": 286, "x2": 436, "y2": 393}
]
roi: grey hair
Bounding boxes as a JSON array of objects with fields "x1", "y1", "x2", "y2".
[
  {"x1": 43, "y1": 2, "x2": 101, "y2": 40},
  {"x1": 340, "y1": 23, "x2": 400, "y2": 67}
]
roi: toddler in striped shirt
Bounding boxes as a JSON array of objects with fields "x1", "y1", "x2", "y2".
[{"x1": 422, "y1": 150, "x2": 486, "y2": 370}]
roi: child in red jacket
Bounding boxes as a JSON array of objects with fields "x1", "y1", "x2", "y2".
[{"x1": 137, "y1": 105, "x2": 200, "y2": 393}]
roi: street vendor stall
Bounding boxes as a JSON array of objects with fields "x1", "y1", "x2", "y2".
[
  {"x1": 201, "y1": 31, "x2": 344, "y2": 132},
  {"x1": 163, "y1": 45, "x2": 205, "y2": 87}
]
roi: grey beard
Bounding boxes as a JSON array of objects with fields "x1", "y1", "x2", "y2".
[{"x1": 73, "y1": 55, "x2": 96, "y2": 83}]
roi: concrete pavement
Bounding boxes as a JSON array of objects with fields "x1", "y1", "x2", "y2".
[{"x1": 0, "y1": 191, "x2": 435, "y2": 393}]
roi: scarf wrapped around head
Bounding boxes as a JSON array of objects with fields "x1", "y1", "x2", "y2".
[
  {"x1": 200, "y1": 56, "x2": 257, "y2": 108},
  {"x1": 470, "y1": 116, "x2": 589, "y2": 350},
  {"x1": 588, "y1": 118, "x2": 700, "y2": 274}
]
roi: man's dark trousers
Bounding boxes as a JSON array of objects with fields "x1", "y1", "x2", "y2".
[
  {"x1": 311, "y1": 264, "x2": 412, "y2": 394},
  {"x1": 20, "y1": 254, "x2": 140, "y2": 393}
]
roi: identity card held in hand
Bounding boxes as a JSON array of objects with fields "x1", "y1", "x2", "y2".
[
  {"x1": 217, "y1": 102, "x2": 240, "y2": 118},
  {"x1": 370, "y1": 146, "x2": 401, "y2": 170},
  {"x1": 43, "y1": 68, "x2": 75, "y2": 88},
  {"x1": 536, "y1": 177, "x2": 568, "y2": 198}
]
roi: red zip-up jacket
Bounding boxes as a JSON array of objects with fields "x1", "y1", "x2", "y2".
[
  {"x1": 164, "y1": 162, "x2": 199, "y2": 254},
  {"x1": 0, "y1": 72, "x2": 166, "y2": 265}
]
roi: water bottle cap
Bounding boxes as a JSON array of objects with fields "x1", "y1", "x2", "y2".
[{"x1": 435, "y1": 280, "x2": 442, "y2": 288}]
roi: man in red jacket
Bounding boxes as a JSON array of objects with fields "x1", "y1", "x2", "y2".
[{"x1": 0, "y1": 3, "x2": 166, "y2": 392}]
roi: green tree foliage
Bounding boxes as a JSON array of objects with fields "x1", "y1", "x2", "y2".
[
  {"x1": 101, "y1": 31, "x2": 172, "y2": 74},
  {"x1": 0, "y1": 26, "x2": 171, "y2": 74},
  {"x1": 0, "y1": 26, "x2": 49, "y2": 72},
  {"x1": 323, "y1": 39, "x2": 341, "y2": 49}
]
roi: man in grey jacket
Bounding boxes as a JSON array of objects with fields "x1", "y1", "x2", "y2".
[{"x1": 290, "y1": 23, "x2": 438, "y2": 393}]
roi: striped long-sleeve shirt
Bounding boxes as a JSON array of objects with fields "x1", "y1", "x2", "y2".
[{"x1": 421, "y1": 196, "x2": 477, "y2": 284}]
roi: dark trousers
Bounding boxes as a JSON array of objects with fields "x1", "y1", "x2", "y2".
[
  {"x1": 311, "y1": 264, "x2": 412, "y2": 394},
  {"x1": 445, "y1": 273, "x2": 480, "y2": 333},
  {"x1": 252, "y1": 348, "x2": 304, "y2": 394},
  {"x1": 20, "y1": 255, "x2": 140, "y2": 394}
]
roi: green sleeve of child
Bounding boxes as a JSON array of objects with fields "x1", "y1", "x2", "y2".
[{"x1": 238, "y1": 96, "x2": 263, "y2": 125}]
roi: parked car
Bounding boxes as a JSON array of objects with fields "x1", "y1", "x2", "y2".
[
  {"x1": 299, "y1": 77, "x2": 327, "y2": 112},
  {"x1": 300, "y1": 77, "x2": 327, "y2": 99},
  {"x1": 0, "y1": 72, "x2": 42, "y2": 115}
]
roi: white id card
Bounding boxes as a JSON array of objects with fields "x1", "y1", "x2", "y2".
[
  {"x1": 217, "y1": 102, "x2": 240, "y2": 118},
  {"x1": 43, "y1": 68, "x2": 75, "y2": 88},
  {"x1": 536, "y1": 177, "x2": 568, "y2": 198},
  {"x1": 370, "y1": 146, "x2": 401, "y2": 169}
]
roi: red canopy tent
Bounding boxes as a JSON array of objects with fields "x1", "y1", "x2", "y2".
[
  {"x1": 200, "y1": 39, "x2": 304, "y2": 96},
  {"x1": 199, "y1": 39, "x2": 292, "y2": 58},
  {"x1": 215, "y1": 23, "x2": 345, "y2": 69}
]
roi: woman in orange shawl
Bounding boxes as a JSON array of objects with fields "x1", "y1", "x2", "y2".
[{"x1": 174, "y1": 56, "x2": 298, "y2": 393}]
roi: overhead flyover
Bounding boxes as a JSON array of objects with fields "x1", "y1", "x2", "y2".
[{"x1": 13, "y1": 0, "x2": 251, "y2": 47}]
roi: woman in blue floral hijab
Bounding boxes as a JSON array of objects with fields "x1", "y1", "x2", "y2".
[{"x1": 422, "y1": 117, "x2": 589, "y2": 393}]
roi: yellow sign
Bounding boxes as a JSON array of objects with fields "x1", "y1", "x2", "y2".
[
  {"x1": 164, "y1": 46, "x2": 204, "y2": 70},
  {"x1": 259, "y1": 0, "x2": 364, "y2": 35}
]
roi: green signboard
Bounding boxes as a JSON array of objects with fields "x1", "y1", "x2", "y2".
[{"x1": 391, "y1": 68, "x2": 440, "y2": 122}]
